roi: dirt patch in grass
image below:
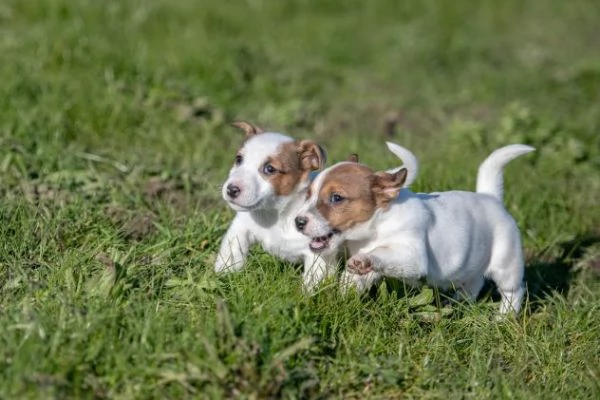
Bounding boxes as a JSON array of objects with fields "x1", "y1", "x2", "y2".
[
  {"x1": 19, "y1": 182, "x2": 72, "y2": 205},
  {"x1": 124, "y1": 214, "x2": 156, "y2": 241},
  {"x1": 144, "y1": 177, "x2": 176, "y2": 199},
  {"x1": 94, "y1": 252, "x2": 116, "y2": 275},
  {"x1": 107, "y1": 205, "x2": 157, "y2": 242},
  {"x1": 144, "y1": 176, "x2": 222, "y2": 214}
]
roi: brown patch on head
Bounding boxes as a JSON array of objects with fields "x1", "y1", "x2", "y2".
[
  {"x1": 232, "y1": 120, "x2": 264, "y2": 138},
  {"x1": 315, "y1": 163, "x2": 378, "y2": 232},
  {"x1": 314, "y1": 164, "x2": 408, "y2": 232},
  {"x1": 260, "y1": 140, "x2": 326, "y2": 196}
]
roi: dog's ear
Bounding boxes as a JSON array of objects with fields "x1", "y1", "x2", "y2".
[
  {"x1": 232, "y1": 121, "x2": 264, "y2": 137},
  {"x1": 372, "y1": 168, "x2": 407, "y2": 208},
  {"x1": 347, "y1": 153, "x2": 359, "y2": 163},
  {"x1": 298, "y1": 140, "x2": 327, "y2": 171}
]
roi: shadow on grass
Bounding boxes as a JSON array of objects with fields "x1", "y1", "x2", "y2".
[
  {"x1": 474, "y1": 233, "x2": 600, "y2": 312},
  {"x1": 523, "y1": 233, "x2": 600, "y2": 305}
]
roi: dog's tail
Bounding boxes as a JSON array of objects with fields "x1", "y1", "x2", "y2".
[
  {"x1": 476, "y1": 144, "x2": 535, "y2": 201},
  {"x1": 385, "y1": 141, "x2": 419, "y2": 187}
]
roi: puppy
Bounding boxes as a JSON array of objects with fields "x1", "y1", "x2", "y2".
[
  {"x1": 295, "y1": 143, "x2": 535, "y2": 314},
  {"x1": 216, "y1": 124, "x2": 419, "y2": 292},
  {"x1": 214, "y1": 121, "x2": 335, "y2": 291}
]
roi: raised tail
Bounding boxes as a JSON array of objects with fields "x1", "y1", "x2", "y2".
[
  {"x1": 385, "y1": 141, "x2": 419, "y2": 187},
  {"x1": 476, "y1": 144, "x2": 535, "y2": 201}
]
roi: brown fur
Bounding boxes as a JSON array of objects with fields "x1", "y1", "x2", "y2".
[
  {"x1": 315, "y1": 164, "x2": 408, "y2": 231},
  {"x1": 263, "y1": 140, "x2": 326, "y2": 196},
  {"x1": 315, "y1": 164, "x2": 378, "y2": 231},
  {"x1": 347, "y1": 153, "x2": 359, "y2": 163},
  {"x1": 372, "y1": 169, "x2": 407, "y2": 209},
  {"x1": 299, "y1": 140, "x2": 326, "y2": 171},
  {"x1": 232, "y1": 121, "x2": 264, "y2": 137}
]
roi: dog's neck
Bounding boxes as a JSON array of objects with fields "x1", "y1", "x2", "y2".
[
  {"x1": 343, "y1": 216, "x2": 381, "y2": 243},
  {"x1": 249, "y1": 183, "x2": 309, "y2": 229},
  {"x1": 343, "y1": 188, "x2": 414, "y2": 243},
  {"x1": 249, "y1": 208, "x2": 279, "y2": 228}
]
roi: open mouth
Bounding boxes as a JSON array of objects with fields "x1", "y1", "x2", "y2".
[
  {"x1": 227, "y1": 199, "x2": 263, "y2": 212},
  {"x1": 309, "y1": 230, "x2": 339, "y2": 252}
]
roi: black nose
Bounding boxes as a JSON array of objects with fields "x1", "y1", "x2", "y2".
[
  {"x1": 226, "y1": 184, "x2": 241, "y2": 199},
  {"x1": 295, "y1": 216, "x2": 308, "y2": 231}
]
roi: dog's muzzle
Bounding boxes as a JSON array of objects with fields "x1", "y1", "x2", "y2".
[
  {"x1": 226, "y1": 183, "x2": 241, "y2": 199},
  {"x1": 308, "y1": 229, "x2": 340, "y2": 252},
  {"x1": 294, "y1": 216, "x2": 308, "y2": 231}
]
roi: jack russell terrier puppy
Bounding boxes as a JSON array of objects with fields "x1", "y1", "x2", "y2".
[
  {"x1": 294, "y1": 143, "x2": 534, "y2": 313},
  {"x1": 215, "y1": 122, "x2": 419, "y2": 292}
]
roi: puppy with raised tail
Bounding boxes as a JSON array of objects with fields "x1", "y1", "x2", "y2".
[
  {"x1": 295, "y1": 143, "x2": 534, "y2": 314},
  {"x1": 215, "y1": 124, "x2": 419, "y2": 292},
  {"x1": 214, "y1": 121, "x2": 335, "y2": 291}
]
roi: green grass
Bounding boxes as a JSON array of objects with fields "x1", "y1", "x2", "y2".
[{"x1": 1, "y1": 0, "x2": 600, "y2": 398}]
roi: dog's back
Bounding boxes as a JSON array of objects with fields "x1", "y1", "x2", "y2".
[
  {"x1": 381, "y1": 190, "x2": 516, "y2": 285},
  {"x1": 417, "y1": 190, "x2": 519, "y2": 284}
]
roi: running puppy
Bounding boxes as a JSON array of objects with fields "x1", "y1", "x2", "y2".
[
  {"x1": 214, "y1": 121, "x2": 333, "y2": 291},
  {"x1": 295, "y1": 143, "x2": 534, "y2": 314}
]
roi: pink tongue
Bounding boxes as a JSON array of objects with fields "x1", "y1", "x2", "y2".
[{"x1": 310, "y1": 240, "x2": 327, "y2": 249}]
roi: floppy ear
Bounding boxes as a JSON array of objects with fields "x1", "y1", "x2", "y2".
[
  {"x1": 347, "y1": 153, "x2": 359, "y2": 163},
  {"x1": 372, "y1": 168, "x2": 407, "y2": 208},
  {"x1": 298, "y1": 140, "x2": 327, "y2": 171},
  {"x1": 231, "y1": 121, "x2": 264, "y2": 137}
]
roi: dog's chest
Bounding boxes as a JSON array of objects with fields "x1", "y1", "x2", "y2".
[{"x1": 346, "y1": 238, "x2": 377, "y2": 256}]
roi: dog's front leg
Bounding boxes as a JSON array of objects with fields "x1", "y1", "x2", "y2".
[
  {"x1": 339, "y1": 269, "x2": 384, "y2": 294},
  {"x1": 346, "y1": 245, "x2": 425, "y2": 282},
  {"x1": 301, "y1": 253, "x2": 335, "y2": 294},
  {"x1": 215, "y1": 216, "x2": 252, "y2": 273}
]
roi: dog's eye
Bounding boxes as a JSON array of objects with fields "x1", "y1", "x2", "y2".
[
  {"x1": 330, "y1": 193, "x2": 344, "y2": 204},
  {"x1": 235, "y1": 154, "x2": 243, "y2": 165},
  {"x1": 263, "y1": 163, "x2": 277, "y2": 175}
]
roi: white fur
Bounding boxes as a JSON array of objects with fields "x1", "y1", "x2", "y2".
[
  {"x1": 385, "y1": 141, "x2": 419, "y2": 186},
  {"x1": 476, "y1": 144, "x2": 535, "y2": 201},
  {"x1": 215, "y1": 135, "x2": 420, "y2": 292},
  {"x1": 298, "y1": 143, "x2": 535, "y2": 314},
  {"x1": 215, "y1": 131, "x2": 334, "y2": 292}
]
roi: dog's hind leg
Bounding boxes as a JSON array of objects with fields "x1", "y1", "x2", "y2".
[
  {"x1": 487, "y1": 234, "x2": 526, "y2": 314},
  {"x1": 497, "y1": 284, "x2": 525, "y2": 314},
  {"x1": 453, "y1": 276, "x2": 485, "y2": 302}
]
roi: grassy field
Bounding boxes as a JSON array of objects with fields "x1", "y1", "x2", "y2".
[{"x1": 1, "y1": 0, "x2": 600, "y2": 398}]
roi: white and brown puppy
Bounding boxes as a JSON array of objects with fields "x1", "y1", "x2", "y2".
[
  {"x1": 216, "y1": 125, "x2": 419, "y2": 292},
  {"x1": 215, "y1": 121, "x2": 335, "y2": 291},
  {"x1": 295, "y1": 143, "x2": 535, "y2": 314}
]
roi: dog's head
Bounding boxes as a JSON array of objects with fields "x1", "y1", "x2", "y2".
[
  {"x1": 294, "y1": 154, "x2": 407, "y2": 253},
  {"x1": 222, "y1": 121, "x2": 326, "y2": 212}
]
